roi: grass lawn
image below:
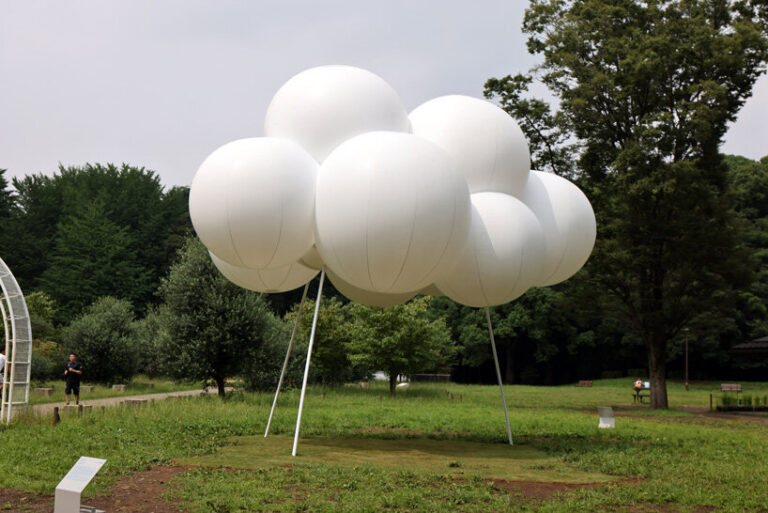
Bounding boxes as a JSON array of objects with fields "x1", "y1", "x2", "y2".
[
  {"x1": 25, "y1": 375, "x2": 203, "y2": 405},
  {"x1": 2, "y1": 379, "x2": 768, "y2": 512}
]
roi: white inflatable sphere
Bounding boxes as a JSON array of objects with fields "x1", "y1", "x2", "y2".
[
  {"x1": 409, "y1": 95, "x2": 530, "y2": 196},
  {"x1": 299, "y1": 246, "x2": 324, "y2": 271},
  {"x1": 264, "y1": 66, "x2": 411, "y2": 162},
  {"x1": 420, "y1": 284, "x2": 444, "y2": 297},
  {"x1": 315, "y1": 131, "x2": 471, "y2": 294},
  {"x1": 189, "y1": 137, "x2": 318, "y2": 270},
  {"x1": 327, "y1": 269, "x2": 415, "y2": 307},
  {"x1": 521, "y1": 171, "x2": 596, "y2": 286},
  {"x1": 210, "y1": 253, "x2": 318, "y2": 293},
  {"x1": 435, "y1": 192, "x2": 545, "y2": 307}
]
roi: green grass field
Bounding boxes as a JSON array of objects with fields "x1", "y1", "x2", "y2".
[
  {"x1": 2, "y1": 380, "x2": 768, "y2": 512},
  {"x1": 25, "y1": 375, "x2": 202, "y2": 404}
]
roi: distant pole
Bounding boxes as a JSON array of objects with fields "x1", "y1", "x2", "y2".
[
  {"x1": 265, "y1": 282, "x2": 310, "y2": 438},
  {"x1": 683, "y1": 327, "x2": 690, "y2": 391},
  {"x1": 292, "y1": 269, "x2": 326, "y2": 457},
  {"x1": 485, "y1": 307, "x2": 513, "y2": 446}
]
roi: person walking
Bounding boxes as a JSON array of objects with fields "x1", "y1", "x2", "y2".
[{"x1": 64, "y1": 353, "x2": 82, "y2": 405}]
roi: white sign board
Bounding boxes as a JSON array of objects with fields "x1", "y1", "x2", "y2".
[
  {"x1": 597, "y1": 406, "x2": 615, "y2": 429},
  {"x1": 54, "y1": 456, "x2": 107, "y2": 513}
]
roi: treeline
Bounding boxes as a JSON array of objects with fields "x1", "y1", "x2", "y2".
[{"x1": 1, "y1": 158, "x2": 767, "y2": 388}]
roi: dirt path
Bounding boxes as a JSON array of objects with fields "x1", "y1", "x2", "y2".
[
  {"x1": 0, "y1": 466, "x2": 191, "y2": 513},
  {"x1": 22, "y1": 387, "x2": 231, "y2": 419}
]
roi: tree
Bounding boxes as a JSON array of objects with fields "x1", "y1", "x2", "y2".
[
  {"x1": 347, "y1": 297, "x2": 455, "y2": 396},
  {"x1": 0, "y1": 164, "x2": 192, "y2": 311},
  {"x1": 156, "y1": 237, "x2": 284, "y2": 396},
  {"x1": 486, "y1": 0, "x2": 768, "y2": 408},
  {"x1": 60, "y1": 296, "x2": 137, "y2": 384},
  {"x1": 285, "y1": 296, "x2": 362, "y2": 385},
  {"x1": 40, "y1": 199, "x2": 150, "y2": 323}
]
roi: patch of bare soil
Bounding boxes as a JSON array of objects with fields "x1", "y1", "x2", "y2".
[
  {"x1": 492, "y1": 478, "x2": 609, "y2": 500},
  {"x1": 0, "y1": 490, "x2": 51, "y2": 513},
  {"x1": 0, "y1": 466, "x2": 191, "y2": 513}
]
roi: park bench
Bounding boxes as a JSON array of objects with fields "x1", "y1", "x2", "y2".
[
  {"x1": 720, "y1": 383, "x2": 742, "y2": 404},
  {"x1": 81, "y1": 385, "x2": 95, "y2": 392},
  {"x1": 112, "y1": 384, "x2": 126, "y2": 391},
  {"x1": 633, "y1": 387, "x2": 650, "y2": 404},
  {"x1": 575, "y1": 380, "x2": 593, "y2": 387},
  {"x1": 35, "y1": 387, "x2": 53, "y2": 396}
]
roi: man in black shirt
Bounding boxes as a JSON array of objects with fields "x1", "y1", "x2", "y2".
[{"x1": 64, "y1": 353, "x2": 83, "y2": 405}]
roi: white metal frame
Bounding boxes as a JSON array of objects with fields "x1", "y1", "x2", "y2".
[
  {"x1": 0, "y1": 257, "x2": 33, "y2": 422},
  {"x1": 486, "y1": 307, "x2": 513, "y2": 445},
  {"x1": 264, "y1": 282, "x2": 310, "y2": 438},
  {"x1": 271, "y1": 274, "x2": 514, "y2": 455}
]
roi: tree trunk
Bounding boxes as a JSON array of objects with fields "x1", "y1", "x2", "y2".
[
  {"x1": 389, "y1": 373, "x2": 397, "y2": 397},
  {"x1": 648, "y1": 335, "x2": 668, "y2": 409},
  {"x1": 215, "y1": 376, "x2": 226, "y2": 397}
]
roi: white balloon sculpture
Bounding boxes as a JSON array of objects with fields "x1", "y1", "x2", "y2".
[
  {"x1": 189, "y1": 65, "x2": 597, "y2": 454},
  {"x1": 190, "y1": 65, "x2": 596, "y2": 306}
]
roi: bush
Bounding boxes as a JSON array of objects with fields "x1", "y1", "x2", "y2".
[{"x1": 60, "y1": 296, "x2": 137, "y2": 384}]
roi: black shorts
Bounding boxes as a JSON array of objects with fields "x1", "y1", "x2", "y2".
[{"x1": 65, "y1": 383, "x2": 80, "y2": 395}]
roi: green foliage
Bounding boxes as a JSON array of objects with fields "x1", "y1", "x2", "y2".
[
  {"x1": 0, "y1": 163, "x2": 191, "y2": 321},
  {"x1": 347, "y1": 296, "x2": 456, "y2": 395},
  {"x1": 60, "y1": 296, "x2": 138, "y2": 384},
  {"x1": 485, "y1": 0, "x2": 768, "y2": 407},
  {"x1": 286, "y1": 296, "x2": 360, "y2": 385},
  {"x1": 155, "y1": 237, "x2": 286, "y2": 395},
  {"x1": 25, "y1": 290, "x2": 57, "y2": 341},
  {"x1": 40, "y1": 200, "x2": 150, "y2": 322}
]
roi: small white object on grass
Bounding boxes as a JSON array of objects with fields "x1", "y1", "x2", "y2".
[
  {"x1": 598, "y1": 407, "x2": 615, "y2": 429},
  {"x1": 54, "y1": 456, "x2": 106, "y2": 513},
  {"x1": 396, "y1": 383, "x2": 410, "y2": 389}
]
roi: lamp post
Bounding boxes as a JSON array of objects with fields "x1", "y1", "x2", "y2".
[{"x1": 683, "y1": 327, "x2": 690, "y2": 391}]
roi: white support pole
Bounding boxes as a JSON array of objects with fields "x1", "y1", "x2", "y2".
[
  {"x1": 265, "y1": 282, "x2": 310, "y2": 437},
  {"x1": 292, "y1": 268, "x2": 326, "y2": 457},
  {"x1": 0, "y1": 298, "x2": 8, "y2": 422},
  {"x1": 486, "y1": 307, "x2": 513, "y2": 446}
]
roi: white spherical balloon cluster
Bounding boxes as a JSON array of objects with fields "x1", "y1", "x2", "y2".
[{"x1": 189, "y1": 65, "x2": 596, "y2": 306}]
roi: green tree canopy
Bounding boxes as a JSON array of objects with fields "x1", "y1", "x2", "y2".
[
  {"x1": 60, "y1": 296, "x2": 137, "y2": 384},
  {"x1": 486, "y1": 0, "x2": 768, "y2": 408},
  {"x1": 347, "y1": 297, "x2": 455, "y2": 396},
  {"x1": 156, "y1": 237, "x2": 285, "y2": 396}
]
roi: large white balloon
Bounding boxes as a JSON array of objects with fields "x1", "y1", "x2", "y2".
[
  {"x1": 521, "y1": 171, "x2": 597, "y2": 286},
  {"x1": 210, "y1": 253, "x2": 318, "y2": 293},
  {"x1": 409, "y1": 95, "x2": 530, "y2": 196},
  {"x1": 189, "y1": 137, "x2": 318, "y2": 269},
  {"x1": 327, "y1": 269, "x2": 415, "y2": 307},
  {"x1": 264, "y1": 66, "x2": 411, "y2": 162},
  {"x1": 436, "y1": 192, "x2": 545, "y2": 308},
  {"x1": 315, "y1": 131, "x2": 472, "y2": 294}
]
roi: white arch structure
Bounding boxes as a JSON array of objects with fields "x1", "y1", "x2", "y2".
[{"x1": 0, "y1": 257, "x2": 32, "y2": 422}]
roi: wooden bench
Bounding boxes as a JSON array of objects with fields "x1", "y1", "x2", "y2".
[
  {"x1": 112, "y1": 384, "x2": 127, "y2": 391},
  {"x1": 35, "y1": 387, "x2": 54, "y2": 396},
  {"x1": 575, "y1": 380, "x2": 593, "y2": 387}
]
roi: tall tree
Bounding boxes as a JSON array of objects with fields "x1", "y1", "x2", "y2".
[
  {"x1": 486, "y1": 0, "x2": 768, "y2": 407},
  {"x1": 41, "y1": 200, "x2": 150, "y2": 323}
]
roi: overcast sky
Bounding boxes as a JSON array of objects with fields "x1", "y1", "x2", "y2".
[{"x1": 1, "y1": 1, "x2": 766, "y2": 188}]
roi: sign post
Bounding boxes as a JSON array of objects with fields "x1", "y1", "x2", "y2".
[{"x1": 54, "y1": 456, "x2": 107, "y2": 513}]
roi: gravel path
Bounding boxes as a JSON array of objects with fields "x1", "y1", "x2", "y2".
[{"x1": 16, "y1": 387, "x2": 227, "y2": 419}]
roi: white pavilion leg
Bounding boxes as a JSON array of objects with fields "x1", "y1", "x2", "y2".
[
  {"x1": 486, "y1": 307, "x2": 513, "y2": 446},
  {"x1": 292, "y1": 268, "x2": 326, "y2": 456},
  {"x1": 265, "y1": 282, "x2": 310, "y2": 437}
]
